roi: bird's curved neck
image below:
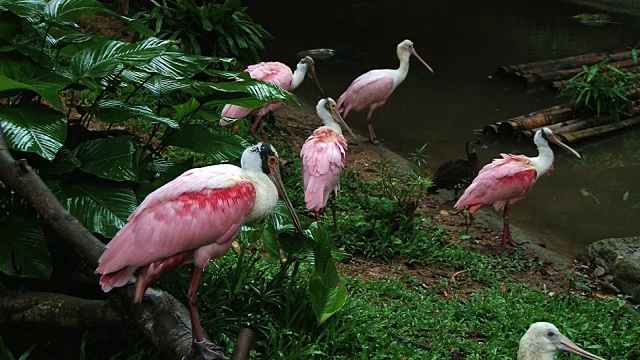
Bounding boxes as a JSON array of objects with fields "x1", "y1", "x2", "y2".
[
  {"x1": 517, "y1": 347, "x2": 555, "y2": 360},
  {"x1": 290, "y1": 64, "x2": 307, "y2": 91},
  {"x1": 319, "y1": 111, "x2": 342, "y2": 135},
  {"x1": 530, "y1": 137, "x2": 554, "y2": 178},
  {"x1": 243, "y1": 171, "x2": 278, "y2": 223},
  {"x1": 394, "y1": 52, "x2": 411, "y2": 84}
]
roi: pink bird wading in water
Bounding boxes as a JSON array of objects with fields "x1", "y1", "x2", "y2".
[
  {"x1": 220, "y1": 56, "x2": 324, "y2": 141},
  {"x1": 454, "y1": 128, "x2": 581, "y2": 248},
  {"x1": 301, "y1": 98, "x2": 359, "y2": 233},
  {"x1": 95, "y1": 143, "x2": 302, "y2": 360},
  {"x1": 337, "y1": 39, "x2": 434, "y2": 144}
]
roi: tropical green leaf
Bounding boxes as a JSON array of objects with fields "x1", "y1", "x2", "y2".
[
  {"x1": 166, "y1": 124, "x2": 249, "y2": 163},
  {"x1": 135, "y1": 156, "x2": 194, "y2": 201},
  {"x1": 37, "y1": 146, "x2": 81, "y2": 174},
  {"x1": 0, "y1": 217, "x2": 51, "y2": 280},
  {"x1": 90, "y1": 99, "x2": 179, "y2": 128},
  {"x1": 140, "y1": 75, "x2": 191, "y2": 97},
  {"x1": 173, "y1": 97, "x2": 200, "y2": 121},
  {"x1": 189, "y1": 79, "x2": 299, "y2": 106},
  {"x1": 137, "y1": 52, "x2": 215, "y2": 79},
  {"x1": 0, "y1": 0, "x2": 45, "y2": 17},
  {"x1": 0, "y1": 105, "x2": 66, "y2": 160},
  {"x1": 70, "y1": 38, "x2": 172, "y2": 81},
  {"x1": 73, "y1": 136, "x2": 139, "y2": 181},
  {"x1": 49, "y1": 180, "x2": 139, "y2": 237},
  {"x1": 260, "y1": 219, "x2": 281, "y2": 260},
  {"x1": 307, "y1": 222, "x2": 347, "y2": 324},
  {"x1": 0, "y1": 58, "x2": 71, "y2": 110},
  {"x1": 44, "y1": 0, "x2": 108, "y2": 23}
]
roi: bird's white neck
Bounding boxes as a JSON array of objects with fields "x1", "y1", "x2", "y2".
[
  {"x1": 243, "y1": 171, "x2": 278, "y2": 223},
  {"x1": 529, "y1": 134, "x2": 554, "y2": 178},
  {"x1": 518, "y1": 344, "x2": 556, "y2": 360},
  {"x1": 290, "y1": 63, "x2": 307, "y2": 91},
  {"x1": 318, "y1": 110, "x2": 343, "y2": 135},
  {"x1": 392, "y1": 51, "x2": 411, "y2": 88}
]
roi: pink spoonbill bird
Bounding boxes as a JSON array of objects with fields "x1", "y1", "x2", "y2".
[
  {"x1": 518, "y1": 322, "x2": 604, "y2": 360},
  {"x1": 336, "y1": 39, "x2": 434, "y2": 144},
  {"x1": 454, "y1": 128, "x2": 581, "y2": 248},
  {"x1": 220, "y1": 56, "x2": 324, "y2": 141},
  {"x1": 301, "y1": 97, "x2": 359, "y2": 233},
  {"x1": 95, "y1": 143, "x2": 302, "y2": 359}
]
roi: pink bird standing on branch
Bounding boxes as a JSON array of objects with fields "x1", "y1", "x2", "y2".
[
  {"x1": 301, "y1": 97, "x2": 359, "y2": 233},
  {"x1": 454, "y1": 128, "x2": 581, "y2": 248},
  {"x1": 220, "y1": 56, "x2": 324, "y2": 141},
  {"x1": 337, "y1": 39, "x2": 434, "y2": 144},
  {"x1": 95, "y1": 143, "x2": 302, "y2": 360}
]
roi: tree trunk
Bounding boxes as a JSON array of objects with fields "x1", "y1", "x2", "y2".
[{"x1": 118, "y1": 0, "x2": 129, "y2": 16}]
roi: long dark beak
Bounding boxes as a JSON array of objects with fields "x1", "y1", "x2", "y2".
[
  {"x1": 548, "y1": 134, "x2": 581, "y2": 158},
  {"x1": 308, "y1": 63, "x2": 326, "y2": 97},
  {"x1": 330, "y1": 106, "x2": 359, "y2": 144},
  {"x1": 411, "y1": 49, "x2": 434, "y2": 73},
  {"x1": 558, "y1": 335, "x2": 604, "y2": 360},
  {"x1": 268, "y1": 161, "x2": 304, "y2": 234}
]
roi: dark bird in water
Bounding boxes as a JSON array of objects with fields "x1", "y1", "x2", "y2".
[{"x1": 427, "y1": 139, "x2": 487, "y2": 199}]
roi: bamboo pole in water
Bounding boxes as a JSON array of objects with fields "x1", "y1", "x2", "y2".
[
  {"x1": 558, "y1": 117, "x2": 640, "y2": 143},
  {"x1": 497, "y1": 104, "x2": 576, "y2": 137},
  {"x1": 521, "y1": 118, "x2": 584, "y2": 137},
  {"x1": 553, "y1": 116, "x2": 613, "y2": 134},
  {"x1": 495, "y1": 49, "x2": 632, "y2": 76}
]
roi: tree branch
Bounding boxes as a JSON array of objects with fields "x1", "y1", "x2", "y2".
[
  {"x1": 0, "y1": 125, "x2": 223, "y2": 359},
  {"x1": 0, "y1": 290, "x2": 123, "y2": 328}
]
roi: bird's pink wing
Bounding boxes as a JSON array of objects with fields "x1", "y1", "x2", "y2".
[
  {"x1": 455, "y1": 154, "x2": 537, "y2": 212},
  {"x1": 246, "y1": 62, "x2": 293, "y2": 90},
  {"x1": 300, "y1": 128, "x2": 347, "y2": 212},
  {"x1": 221, "y1": 62, "x2": 292, "y2": 120},
  {"x1": 96, "y1": 165, "x2": 255, "y2": 274},
  {"x1": 337, "y1": 70, "x2": 394, "y2": 115}
]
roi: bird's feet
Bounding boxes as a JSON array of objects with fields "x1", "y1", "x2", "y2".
[
  {"x1": 183, "y1": 340, "x2": 227, "y2": 360},
  {"x1": 368, "y1": 138, "x2": 381, "y2": 146},
  {"x1": 505, "y1": 239, "x2": 529, "y2": 249}
]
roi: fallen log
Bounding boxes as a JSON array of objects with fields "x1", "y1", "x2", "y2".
[
  {"x1": 497, "y1": 104, "x2": 576, "y2": 137},
  {"x1": 495, "y1": 49, "x2": 632, "y2": 76},
  {"x1": 553, "y1": 116, "x2": 613, "y2": 134},
  {"x1": 558, "y1": 116, "x2": 640, "y2": 143},
  {"x1": 521, "y1": 118, "x2": 583, "y2": 137}
]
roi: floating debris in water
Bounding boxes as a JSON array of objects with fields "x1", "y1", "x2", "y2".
[
  {"x1": 623, "y1": 191, "x2": 630, "y2": 201},
  {"x1": 572, "y1": 13, "x2": 619, "y2": 25},
  {"x1": 580, "y1": 187, "x2": 602, "y2": 205},
  {"x1": 296, "y1": 48, "x2": 336, "y2": 60}
]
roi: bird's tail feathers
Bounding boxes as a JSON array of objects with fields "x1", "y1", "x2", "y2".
[{"x1": 99, "y1": 266, "x2": 137, "y2": 293}]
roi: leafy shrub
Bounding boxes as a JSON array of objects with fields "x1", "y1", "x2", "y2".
[
  {"x1": 559, "y1": 54, "x2": 640, "y2": 122},
  {"x1": 134, "y1": 0, "x2": 272, "y2": 63}
]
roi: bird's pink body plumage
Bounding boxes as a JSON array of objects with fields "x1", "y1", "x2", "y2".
[
  {"x1": 455, "y1": 154, "x2": 538, "y2": 214},
  {"x1": 301, "y1": 127, "x2": 348, "y2": 214},
  {"x1": 221, "y1": 62, "x2": 293, "y2": 122},
  {"x1": 336, "y1": 70, "x2": 395, "y2": 119},
  {"x1": 96, "y1": 165, "x2": 256, "y2": 299}
]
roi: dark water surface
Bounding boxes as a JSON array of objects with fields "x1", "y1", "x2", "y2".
[{"x1": 247, "y1": 0, "x2": 640, "y2": 257}]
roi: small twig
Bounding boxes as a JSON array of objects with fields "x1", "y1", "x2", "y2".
[{"x1": 451, "y1": 269, "x2": 467, "y2": 282}]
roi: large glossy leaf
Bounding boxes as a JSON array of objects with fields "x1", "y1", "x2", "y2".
[
  {"x1": 0, "y1": 59, "x2": 71, "y2": 110},
  {"x1": 0, "y1": 105, "x2": 66, "y2": 160},
  {"x1": 0, "y1": 0, "x2": 46, "y2": 17},
  {"x1": 37, "y1": 146, "x2": 81, "y2": 174},
  {"x1": 137, "y1": 52, "x2": 215, "y2": 79},
  {"x1": 134, "y1": 74, "x2": 190, "y2": 97},
  {"x1": 73, "y1": 136, "x2": 138, "y2": 181},
  {"x1": 0, "y1": 217, "x2": 52, "y2": 280},
  {"x1": 189, "y1": 79, "x2": 299, "y2": 106},
  {"x1": 307, "y1": 222, "x2": 348, "y2": 324},
  {"x1": 49, "y1": 180, "x2": 139, "y2": 237},
  {"x1": 70, "y1": 38, "x2": 172, "y2": 81},
  {"x1": 167, "y1": 124, "x2": 250, "y2": 163},
  {"x1": 90, "y1": 99, "x2": 179, "y2": 128}
]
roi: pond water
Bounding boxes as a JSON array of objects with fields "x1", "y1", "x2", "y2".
[{"x1": 247, "y1": 0, "x2": 640, "y2": 257}]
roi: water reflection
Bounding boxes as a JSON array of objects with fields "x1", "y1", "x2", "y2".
[{"x1": 247, "y1": 0, "x2": 640, "y2": 256}]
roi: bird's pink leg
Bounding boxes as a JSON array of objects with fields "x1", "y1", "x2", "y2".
[
  {"x1": 249, "y1": 115, "x2": 264, "y2": 142},
  {"x1": 502, "y1": 204, "x2": 527, "y2": 248},
  {"x1": 184, "y1": 266, "x2": 226, "y2": 360},
  {"x1": 366, "y1": 107, "x2": 378, "y2": 144},
  {"x1": 331, "y1": 192, "x2": 338, "y2": 234}
]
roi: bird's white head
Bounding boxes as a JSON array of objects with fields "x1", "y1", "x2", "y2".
[
  {"x1": 293, "y1": 56, "x2": 325, "y2": 96},
  {"x1": 241, "y1": 143, "x2": 303, "y2": 233},
  {"x1": 316, "y1": 98, "x2": 359, "y2": 144},
  {"x1": 535, "y1": 128, "x2": 581, "y2": 159},
  {"x1": 518, "y1": 322, "x2": 604, "y2": 360},
  {"x1": 397, "y1": 39, "x2": 434, "y2": 73}
]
